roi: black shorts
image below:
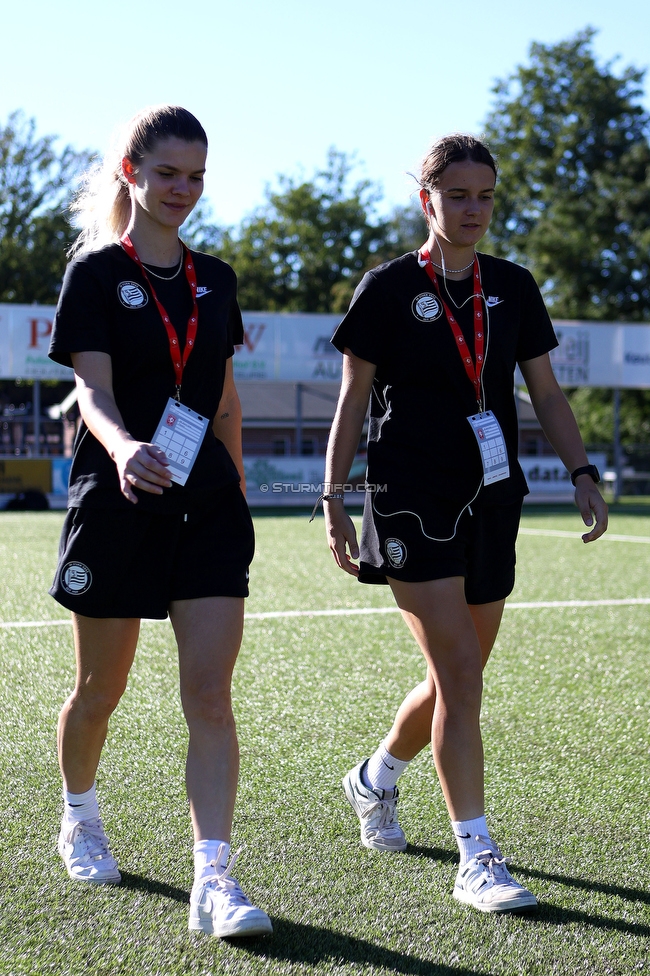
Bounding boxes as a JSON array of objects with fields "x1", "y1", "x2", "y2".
[
  {"x1": 49, "y1": 483, "x2": 254, "y2": 618},
  {"x1": 358, "y1": 492, "x2": 523, "y2": 604}
]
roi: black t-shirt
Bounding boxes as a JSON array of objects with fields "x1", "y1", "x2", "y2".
[
  {"x1": 49, "y1": 243, "x2": 243, "y2": 511},
  {"x1": 332, "y1": 250, "x2": 558, "y2": 508}
]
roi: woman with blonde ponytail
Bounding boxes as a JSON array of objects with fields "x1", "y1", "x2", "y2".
[{"x1": 48, "y1": 105, "x2": 272, "y2": 939}]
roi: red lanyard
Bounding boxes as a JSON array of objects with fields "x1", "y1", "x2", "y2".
[
  {"x1": 120, "y1": 234, "x2": 198, "y2": 402},
  {"x1": 419, "y1": 246, "x2": 485, "y2": 410}
]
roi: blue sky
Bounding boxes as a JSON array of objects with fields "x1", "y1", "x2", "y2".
[{"x1": 2, "y1": 0, "x2": 649, "y2": 227}]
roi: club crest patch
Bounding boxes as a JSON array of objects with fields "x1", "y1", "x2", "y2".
[
  {"x1": 385, "y1": 538, "x2": 407, "y2": 569},
  {"x1": 412, "y1": 292, "x2": 443, "y2": 322},
  {"x1": 118, "y1": 281, "x2": 148, "y2": 309},
  {"x1": 61, "y1": 561, "x2": 93, "y2": 595}
]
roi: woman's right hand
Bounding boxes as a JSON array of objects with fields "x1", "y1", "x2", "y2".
[
  {"x1": 112, "y1": 439, "x2": 172, "y2": 504},
  {"x1": 325, "y1": 501, "x2": 360, "y2": 576},
  {"x1": 70, "y1": 352, "x2": 173, "y2": 505}
]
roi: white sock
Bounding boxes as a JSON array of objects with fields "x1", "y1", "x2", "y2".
[
  {"x1": 451, "y1": 815, "x2": 493, "y2": 865},
  {"x1": 193, "y1": 839, "x2": 230, "y2": 885},
  {"x1": 365, "y1": 742, "x2": 411, "y2": 792},
  {"x1": 63, "y1": 784, "x2": 99, "y2": 825}
]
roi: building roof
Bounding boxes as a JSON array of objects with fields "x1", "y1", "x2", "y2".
[
  {"x1": 515, "y1": 388, "x2": 540, "y2": 426},
  {"x1": 238, "y1": 382, "x2": 340, "y2": 426},
  {"x1": 239, "y1": 384, "x2": 540, "y2": 429}
]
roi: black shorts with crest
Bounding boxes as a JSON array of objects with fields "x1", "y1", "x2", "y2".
[
  {"x1": 359, "y1": 490, "x2": 522, "y2": 605},
  {"x1": 50, "y1": 483, "x2": 254, "y2": 618}
]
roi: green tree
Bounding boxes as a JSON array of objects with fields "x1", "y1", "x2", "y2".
[
  {"x1": 0, "y1": 111, "x2": 92, "y2": 303},
  {"x1": 378, "y1": 202, "x2": 425, "y2": 263},
  {"x1": 484, "y1": 28, "x2": 650, "y2": 321},
  {"x1": 206, "y1": 149, "x2": 419, "y2": 313},
  {"x1": 564, "y1": 386, "x2": 650, "y2": 451}
]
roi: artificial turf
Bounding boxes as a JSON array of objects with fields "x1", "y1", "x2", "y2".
[{"x1": 0, "y1": 506, "x2": 648, "y2": 974}]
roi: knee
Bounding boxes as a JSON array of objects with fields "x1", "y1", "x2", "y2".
[
  {"x1": 181, "y1": 678, "x2": 234, "y2": 730},
  {"x1": 436, "y1": 656, "x2": 483, "y2": 713},
  {"x1": 67, "y1": 681, "x2": 125, "y2": 725}
]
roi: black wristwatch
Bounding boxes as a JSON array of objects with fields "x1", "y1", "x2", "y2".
[{"x1": 570, "y1": 464, "x2": 601, "y2": 487}]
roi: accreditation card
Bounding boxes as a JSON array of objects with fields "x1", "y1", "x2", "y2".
[
  {"x1": 467, "y1": 410, "x2": 510, "y2": 485},
  {"x1": 151, "y1": 398, "x2": 209, "y2": 486}
]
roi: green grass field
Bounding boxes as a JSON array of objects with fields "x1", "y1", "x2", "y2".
[{"x1": 1, "y1": 505, "x2": 649, "y2": 975}]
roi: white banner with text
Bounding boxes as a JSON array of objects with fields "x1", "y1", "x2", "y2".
[{"x1": 2, "y1": 305, "x2": 650, "y2": 388}]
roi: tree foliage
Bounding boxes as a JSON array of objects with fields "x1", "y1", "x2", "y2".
[
  {"x1": 565, "y1": 386, "x2": 650, "y2": 448},
  {"x1": 484, "y1": 29, "x2": 650, "y2": 321},
  {"x1": 0, "y1": 111, "x2": 92, "y2": 303},
  {"x1": 200, "y1": 149, "x2": 422, "y2": 313}
]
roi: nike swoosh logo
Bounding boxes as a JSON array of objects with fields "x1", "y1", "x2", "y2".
[
  {"x1": 196, "y1": 289, "x2": 212, "y2": 298},
  {"x1": 486, "y1": 299, "x2": 504, "y2": 307},
  {"x1": 382, "y1": 760, "x2": 395, "y2": 770},
  {"x1": 455, "y1": 832, "x2": 472, "y2": 839}
]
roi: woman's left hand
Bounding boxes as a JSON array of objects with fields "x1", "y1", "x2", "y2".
[
  {"x1": 574, "y1": 475, "x2": 608, "y2": 542},
  {"x1": 325, "y1": 501, "x2": 361, "y2": 576}
]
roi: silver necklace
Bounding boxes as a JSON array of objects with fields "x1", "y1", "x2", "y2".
[
  {"x1": 431, "y1": 255, "x2": 475, "y2": 274},
  {"x1": 142, "y1": 243, "x2": 184, "y2": 281}
]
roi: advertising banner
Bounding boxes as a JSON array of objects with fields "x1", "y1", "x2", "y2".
[
  {"x1": 545, "y1": 321, "x2": 650, "y2": 389},
  {"x1": 243, "y1": 455, "x2": 368, "y2": 507},
  {"x1": 548, "y1": 323, "x2": 612, "y2": 386},
  {"x1": 242, "y1": 454, "x2": 608, "y2": 506},
  {"x1": 2, "y1": 304, "x2": 650, "y2": 389},
  {"x1": 519, "y1": 454, "x2": 606, "y2": 497},
  {"x1": 0, "y1": 458, "x2": 52, "y2": 493},
  {"x1": 0, "y1": 307, "x2": 9, "y2": 377},
  {"x1": 622, "y1": 327, "x2": 650, "y2": 387},
  {"x1": 0, "y1": 304, "x2": 73, "y2": 380},
  {"x1": 235, "y1": 312, "x2": 341, "y2": 383}
]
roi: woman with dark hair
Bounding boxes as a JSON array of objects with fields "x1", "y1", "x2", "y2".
[
  {"x1": 323, "y1": 133, "x2": 607, "y2": 913},
  {"x1": 49, "y1": 105, "x2": 271, "y2": 938}
]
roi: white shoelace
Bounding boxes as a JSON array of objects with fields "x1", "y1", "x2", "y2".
[
  {"x1": 202, "y1": 846, "x2": 251, "y2": 906},
  {"x1": 475, "y1": 849, "x2": 514, "y2": 884},
  {"x1": 363, "y1": 797, "x2": 403, "y2": 836},
  {"x1": 69, "y1": 818, "x2": 111, "y2": 860}
]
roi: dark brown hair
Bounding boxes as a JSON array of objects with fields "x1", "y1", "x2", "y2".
[{"x1": 417, "y1": 133, "x2": 497, "y2": 192}]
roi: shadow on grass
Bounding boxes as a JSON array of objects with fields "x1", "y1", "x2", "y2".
[
  {"x1": 235, "y1": 917, "x2": 490, "y2": 975},
  {"x1": 517, "y1": 864, "x2": 650, "y2": 907},
  {"x1": 403, "y1": 843, "x2": 458, "y2": 863},
  {"x1": 120, "y1": 872, "x2": 488, "y2": 974},
  {"x1": 530, "y1": 902, "x2": 650, "y2": 937},
  {"x1": 401, "y1": 846, "x2": 650, "y2": 937},
  {"x1": 120, "y1": 863, "x2": 649, "y2": 946},
  {"x1": 119, "y1": 872, "x2": 189, "y2": 903}
]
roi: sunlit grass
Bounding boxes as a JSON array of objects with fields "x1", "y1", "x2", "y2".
[{"x1": 1, "y1": 506, "x2": 649, "y2": 975}]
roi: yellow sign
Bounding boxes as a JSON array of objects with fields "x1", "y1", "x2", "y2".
[{"x1": 0, "y1": 459, "x2": 51, "y2": 493}]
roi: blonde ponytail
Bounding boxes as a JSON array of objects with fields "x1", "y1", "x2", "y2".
[{"x1": 68, "y1": 105, "x2": 207, "y2": 258}]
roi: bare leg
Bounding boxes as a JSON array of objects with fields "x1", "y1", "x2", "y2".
[
  {"x1": 384, "y1": 672, "x2": 436, "y2": 761},
  {"x1": 170, "y1": 596, "x2": 244, "y2": 843},
  {"x1": 387, "y1": 578, "x2": 502, "y2": 821},
  {"x1": 58, "y1": 615, "x2": 140, "y2": 793},
  {"x1": 470, "y1": 601, "x2": 506, "y2": 666},
  {"x1": 384, "y1": 598, "x2": 505, "y2": 763}
]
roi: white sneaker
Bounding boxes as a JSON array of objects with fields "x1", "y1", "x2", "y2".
[
  {"x1": 453, "y1": 846, "x2": 537, "y2": 913},
  {"x1": 189, "y1": 846, "x2": 272, "y2": 938},
  {"x1": 58, "y1": 817, "x2": 121, "y2": 884},
  {"x1": 342, "y1": 759, "x2": 407, "y2": 852}
]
